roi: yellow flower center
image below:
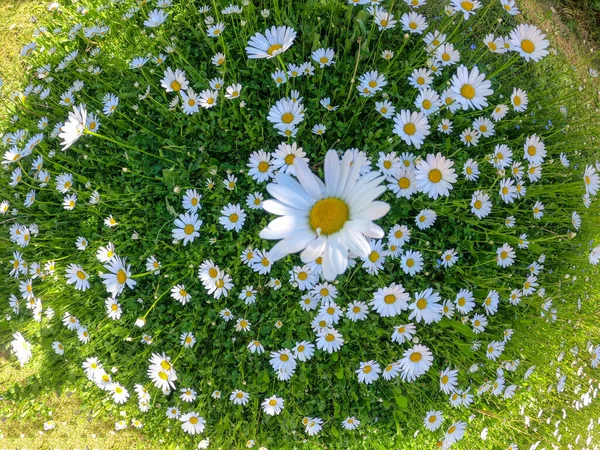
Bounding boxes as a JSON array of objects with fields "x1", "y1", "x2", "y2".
[
  {"x1": 363, "y1": 366, "x2": 372, "y2": 373},
  {"x1": 513, "y1": 96, "x2": 521, "y2": 106},
  {"x1": 171, "y1": 81, "x2": 181, "y2": 91},
  {"x1": 267, "y1": 44, "x2": 283, "y2": 55},
  {"x1": 429, "y1": 415, "x2": 437, "y2": 423},
  {"x1": 325, "y1": 334, "x2": 335, "y2": 342},
  {"x1": 320, "y1": 56, "x2": 329, "y2": 64},
  {"x1": 183, "y1": 224, "x2": 195, "y2": 235},
  {"x1": 416, "y1": 298, "x2": 427, "y2": 309},
  {"x1": 280, "y1": 354, "x2": 289, "y2": 362},
  {"x1": 461, "y1": 84, "x2": 475, "y2": 99},
  {"x1": 117, "y1": 269, "x2": 127, "y2": 284},
  {"x1": 207, "y1": 97, "x2": 214, "y2": 105},
  {"x1": 500, "y1": 251, "x2": 508, "y2": 259},
  {"x1": 309, "y1": 198, "x2": 349, "y2": 235},
  {"x1": 161, "y1": 360, "x2": 171, "y2": 371},
  {"x1": 458, "y1": 297, "x2": 466, "y2": 306},
  {"x1": 395, "y1": 230, "x2": 403, "y2": 238},
  {"x1": 229, "y1": 213, "x2": 239, "y2": 223},
  {"x1": 281, "y1": 112, "x2": 294, "y2": 124},
  {"x1": 521, "y1": 39, "x2": 535, "y2": 54},
  {"x1": 448, "y1": 425, "x2": 456, "y2": 434},
  {"x1": 368, "y1": 251, "x2": 379, "y2": 263},
  {"x1": 269, "y1": 399, "x2": 277, "y2": 406},
  {"x1": 297, "y1": 271, "x2": 307, "y2": 280},
  {"x1": 383, "y1": 160, "x2": 392, "y2": 169},
  {"x1": 441, "y1": 375, "x2": 449, "y2": 384},
  {"x1": 111, "y1": 304, "x2": 119, "y2": 311},
  {"x1": 76, "y1": 271, "x2": 86, "y2": 280},
  {"x1": 461, "y1": 1, "x2": 474, "y2": 10},
  {"x1": 384, "y1": 294, "x2": 396, "y2": 304},
  {"x1": 527, "y1": 146, "x2": 536, "y2": 156},
  {"x1": 428, "y1": 169, "x2": 442, "y2": 183},
  {"x1": 422, "y1": 99, "x2": 432, "y2": 110},
  {"x1": 189, "y1": 417, "x2": 198, "y2": 425},
  {"x1": 417, "y1": 77, "x2": 425, "y2": 85},
  {"x1": 410, "y1": 352, "x2": 422, "y2": 362},
  {"x1": 404, "y1": 123, "x2": 416, "y2": 135},
  {"x1": 353, "y1": 306, "x2": 361, "y2": 313},
  {"x1": 380, "y1": 19, "x2": 388, "y2": 27},
  {"x1": 258, "y1": 161, "x2": 269, "y2": 172}
]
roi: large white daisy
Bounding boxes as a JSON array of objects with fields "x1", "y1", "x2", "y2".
[
  {"x1": 509, "y1": 24, "x2": 549, "y2": 62},
  {"x1": 259, "y1": 149, "x2": 390, "y2": 281},
  {"x1": 449, "y1": 65, "x2": 493, "y2": 110},
  {"x1": 246, "y1": 26, "x2": 297, "y2": 59}
]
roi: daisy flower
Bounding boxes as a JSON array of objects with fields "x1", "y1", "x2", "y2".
[
  {"x1": 259, "y1": 149, "x2": 389, "y2": 281},
  {"x1": 172, "y1": 212, "x2": 202, "y2": 245},
  {"x1": 388, "y1": 224, "x2": 411, "y2": 246},
  {"x1": 230, "y1": 390, "x2": 250, "y2": 406},
  {"x1": 356, "y1": 360, "x2": 381, "y2": 384},
  {"x1": 180, "y1": 412, "x2": 205, "y2": 435},
  {"x1": 440, "y1": 249, "x2": 458, "y2": 268},
  {"x1": 370, "y1": 283, "x2": 410, "y2": 317},
  {"x1": 59, "y1": 104, "x2": 86, "y2": 150},
  {"x1": 182, "y1": 189, "x2": 202, "y2": 213},
  {"x1": 346, "y1": 300, "x2": 369, "y2": 321},
  {"x1": 171, "y1": 284, "x2": 191, "y2": 305},
  {"x1": 471, "y1": 190, "x2": 492, "y2": 218},
  {"x1": 511, "y1": 88, "x2": 528, "y2": 112},
  {"x1": 316, "y1": 327, "x2": 344, "y2": 353},
  {"x1": 400, "y1": 250, "x2": 424, "y2": 276},
  {"x1": 161, "y1": 68, "x2": 188, "y2": 93},
  {"x1": 424, "y1": 411, "x2": 444, "y2": 431},
  {"x1": 399, "y1": 344, "x2": 433, "y2": 382},
  {"x1": 246, "y1": 26, "x2": 296, "y2": 59},
  {"x1": 408, "y1": 288, "x2": 443, "y2": 324},
  {"x1": 400, "y1": 12, "x2": 428, "y2": 34},
  {"x1": 393, "y1": 110, "x2": 430, "y2": 149},
  {"x1": 342, "y1": 417, "x2": 360, "y2": 430},
  {"x1": 219, "y1": 203, "x2": 246, "y2": 232},
  {"x1": 261, "y1": 396, "x2": 284, "y2": 415},
  {"x1": 415, "y1": 153, "x2": 457, "y2": 199},
  {"x1": 449, "y1": 65, "x2": 493, "y2": 110},
  {"x1": 100, "y1": 256, "x2": 136, "y2": 297},
  {"x1": 509, "y1": 24, "x2": 549, "y2": 62},
  {"x1": 267, "y1": 99, "x2": 305, "y2": 131},
  {"x1": 312, "y1": 48, "x2": 335, "y2": 67},
  {"x1": 415, "y1": 208, "x2": 437, "y2": 230},
  {"x1": 65, "y1": 264, "x2": 90, "y2": 291}
]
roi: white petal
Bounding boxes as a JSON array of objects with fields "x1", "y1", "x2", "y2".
[
  {"x1": 268, "y1": 232, "x2": 316, "y2": 261},
  {"x1": 323, "y1": 150, "x2": 340, "y2": 197},
  {"x1": 294, "y1": 157, "x2": 324, "y2": 201},
  {"x1": 259, "y1": 216, "x2": 309, "y2": 240},
  {"x1": 352, "y1": 200, "x2": 390, "y2": 221},
  {"x1": 262, "y1": 199, "x2": 306, "y2": 216},
  {"x1": 338, "y1": 230, "x2": 371, "y2": 258},
  {"x1": 346, "y1": 219, "x2": 385, "y2": 238},
  {"x1": 300, "y1": 235, "x2": 326, "y2": 263}
]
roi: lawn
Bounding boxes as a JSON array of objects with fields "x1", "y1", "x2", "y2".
[{"x1": 1, "y1": 0, "x2": 599, "y2": 448}]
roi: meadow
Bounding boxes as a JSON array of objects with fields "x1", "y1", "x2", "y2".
[{"x1": 1, "y1": 0, "x2": 599, "y2": 449}]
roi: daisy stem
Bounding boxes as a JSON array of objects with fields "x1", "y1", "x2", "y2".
[
  {"x1": 344, "y1": 37, "x2": 363, "y2": 108},
  {"x1": 84, "y1": 130, "x2": 176, "y2": 164}
]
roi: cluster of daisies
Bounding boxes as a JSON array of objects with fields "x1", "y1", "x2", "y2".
[{"x1": 3, "y1": 0, "x2": 600, "y2": 447}]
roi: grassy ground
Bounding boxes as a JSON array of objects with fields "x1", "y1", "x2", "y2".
[{"x1": 0, "y1": 0, "x2": 599, "y2": 448}]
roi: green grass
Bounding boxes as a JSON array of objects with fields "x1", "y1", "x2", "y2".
[{"x1": 1, "y1": 0, "x2": 599, "y2": 448}]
